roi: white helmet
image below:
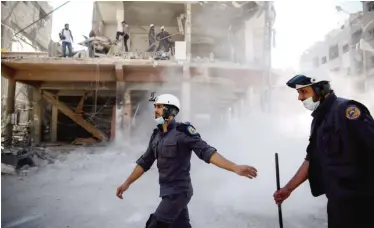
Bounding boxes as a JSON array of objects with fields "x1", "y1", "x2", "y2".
[
  {"x1": 150, "y1": 24, "x2": 154, "y2": 27},
  {"x1": 160, "y1": 25, "x2": 165, "y2": 30},
  {"x1": 154, "y1": 94, "x2": 180, "y2": 110}
]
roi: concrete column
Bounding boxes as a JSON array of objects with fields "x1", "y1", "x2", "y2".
[
  {"x1": 4, "y1": 78, "x2": 16, "y2": 145},
  {"x1": 1, "y1": 22, "x2": 13, "y2": 51},
  {"x1": 181, "y1": 76, "x2": 191, "y2": 121},
  {"x1": 244, "y1": 20, "x2": 255, "y2": 65},
  {"x1": 110, "y1": 106, "x2": 116, "y2": 141},
  {"x1": 32, "y1": 87, "x2": 42, "y2": 145},
  {"x1": 185, "y1": 3, "x2": 192, "y2": 62},
  {"x1": 115, "y1": 82, "x2": 132, "y2": 142},
  {"x1": 115, "y1": 81, "x2": 125, "y2": 141},
  {"x1": 51, "y1": 96, "x2": 58, "y2": 142},
  {"x1": 51, "y1": 97, "x2": 58, "y2": 142},
  {"x1": 181, "y1": 3, "x2": 192, "y2": 121},
  {"x1": 123, "y1": 91, "x2": 132, "y2": 139}
]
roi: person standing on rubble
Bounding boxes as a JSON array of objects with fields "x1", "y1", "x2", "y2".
[
  {"x1": 273, "y1": 74, "x2": 374, "y2": 228},
  {"x1": 115, "y1": 20, "x2": 130, "y2": 52},
  {"x1": 116, "y1": 93, "x2": 258, "y2": 228},
  {"x1": 146, "y1": 24, "x2": 156, "y2": 52},
  {"x1": 156, "y1": 26, "x2": 171, "y2": 53},
  {"x1": 59, "y1": 23, "x2": 74, "y2": 57}
]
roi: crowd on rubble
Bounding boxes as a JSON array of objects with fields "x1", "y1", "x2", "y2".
[{"x1": 58, "y1": 21, "x2": 175, "y2": 59}]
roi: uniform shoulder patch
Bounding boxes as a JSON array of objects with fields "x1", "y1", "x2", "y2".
[
  {"x1": 187, "y1": 125, "x2": 198, "y2": 136},
  {"x1": 345, "y1": 105, "x2": 361, "y2": 120},
  {"x1": 176, "y1": 122, "x2": 200, "y2": 137}
]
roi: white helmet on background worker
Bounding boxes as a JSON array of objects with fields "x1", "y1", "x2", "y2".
[
  {"x1": 160, "y1": 25, "x2": 165, "y2": 31},
  {"x1": 150, "y1": 24, "x2": 154, "y2": 28},
  {"x1": 153, "y1": 94, "x2": 180, "y2": 124}
]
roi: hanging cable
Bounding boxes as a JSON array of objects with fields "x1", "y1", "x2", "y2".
[
  {"x1": 1, "y1": 23, "x2": 42, "y2": 51},
  {"x1": 14, "y1": 1, "x2": 70, "y2": 36}
]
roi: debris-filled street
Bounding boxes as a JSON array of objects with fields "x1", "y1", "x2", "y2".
[
  {"x1": 2, "y1": 1, "x2": 373, "y2": 228},
  {"x1": 2, "y1": 114, "x2": 328, "y2": 228}
]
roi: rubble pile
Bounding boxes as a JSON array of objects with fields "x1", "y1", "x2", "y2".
[{"x1": 1, "y1": 144, "x2": 69, "y2": 176}]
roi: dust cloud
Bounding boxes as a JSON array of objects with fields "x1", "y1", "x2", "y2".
[
  {"x1": 3, "y1": 2, "x2": 373, "y2": 228},
  {"x1": 3, "y1": 70, "x2": 333, "y2": 228}
]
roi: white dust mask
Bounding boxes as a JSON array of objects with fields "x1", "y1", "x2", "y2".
[
  {"x1": 154, "y1": 116, "x2": 165, "y2": 125},
  {"x1": 302, "y1": 97, "x2": 320, "y2": 111}
]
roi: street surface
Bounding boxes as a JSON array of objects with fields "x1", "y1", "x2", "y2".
[{"x1": 2, "y1": 111, "x2": 328, "y2": 228}]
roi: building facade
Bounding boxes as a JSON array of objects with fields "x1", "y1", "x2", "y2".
[
  {"x1": 91, "y1": 1, "x2": 276, "y2": 119},
  {"x1": 1, "y1": 1, "x2": 277, "y2": 144},
  {"x1": 299, "y1": 2, "x2": 374, "y2": 91},
  {"x1": 1, "y1": 1, "x2": 53, "y2": 142},
  {"x1": 1, "y1": 1, "x2": 52, "y2": 51}
]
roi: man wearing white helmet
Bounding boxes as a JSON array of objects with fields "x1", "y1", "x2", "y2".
[
  {"x1": 147, "y1": 24, "x2": 156, "y2": 52},
  {"x1": 117, "y1": 93, "x2": 258, "y2": 228},
  {"x1": 156, "y1": 26, "x2": 171, "y2": 53},
  {"x1": 273, "y1": 74, "x2": 374, "y2": 228}
]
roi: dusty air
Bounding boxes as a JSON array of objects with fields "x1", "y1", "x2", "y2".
[{"x1": 1, "y1": 1, "x2": 374, "y2": 228}]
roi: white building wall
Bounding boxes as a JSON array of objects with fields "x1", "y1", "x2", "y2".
[{"x1": 299, "y1": 18, "x2": 357, "y2": 78}]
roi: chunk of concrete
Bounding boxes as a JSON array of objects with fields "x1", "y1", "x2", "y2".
[{"x1": 1, "y1": 163, "x2": 16, "y2": 175}]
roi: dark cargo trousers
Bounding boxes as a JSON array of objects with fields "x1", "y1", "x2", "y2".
[{"x1": 145, "y1": 192, "x2": 192, "y2": 228}]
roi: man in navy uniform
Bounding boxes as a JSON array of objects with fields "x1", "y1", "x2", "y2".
[
  {"x1": 273, "y1": 74, "x2": 374, "y2": 228},
  {"x1": 116, "y1": 94, "x2": 258, "y2": 228}
]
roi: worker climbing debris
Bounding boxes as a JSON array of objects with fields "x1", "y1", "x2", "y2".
[
  {"x1": 146, "y1": 24, "x2": 157, "y2": 52},
  {"x1": 116, "y1": 93, "x2": 258, "y2": 227},
  {"x1": 115, "y1": 20, "x2": 130, "y2": 52},
  {"x1": 156, "y1": 26, "x2": 171, "y2": 53}
]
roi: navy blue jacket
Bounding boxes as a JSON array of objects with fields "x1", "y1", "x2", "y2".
[
  {"x1": 306, "y1": 93, "x2": 374, "y2": 200},
  {"x1": 136, "y1": 119, "x2": 217, "y2": 197}
]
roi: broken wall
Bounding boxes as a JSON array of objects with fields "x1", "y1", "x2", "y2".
[
  {"x1": 244, "y1": 12, "x2": 266, "y2": 67},
  {"x1": 1, "y1": 1, "x2": 53, "y2": 51},
  {"x1": 102, "y1": 24, "x2": 181, "y2": 52},
  {"x1": 1, "y1": 1, "x2": 53, "y2": 143}
]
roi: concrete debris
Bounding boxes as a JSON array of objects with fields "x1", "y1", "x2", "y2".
[
  {"x1": 19, "y1": 165, "x2": 39, "y2": 176},
  {"x1": 1, "y1": 163, "x2": 16, "y2": 175},
  {"x1": 71, "y1": 137, "x2": 97, "y2": 145}
]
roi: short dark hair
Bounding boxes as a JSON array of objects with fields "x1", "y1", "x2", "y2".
[{"x1": 65, "y1": 23, "x2": 69, "y2": 26}]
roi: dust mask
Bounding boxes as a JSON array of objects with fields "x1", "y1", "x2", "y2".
[
  {"x1": 154, "y1": 116, "x2": 165, "y2": 125},
  {"x1": 302, "y1": 97, "x2": 320, "y2": 111}
]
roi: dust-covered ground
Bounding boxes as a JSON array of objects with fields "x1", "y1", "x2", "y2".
[
  {"x1": 2, "y1": 100, "x2": 329, "y2": 228},
  {"x1": 3, "y1": 74, "x2": 369, "y2": 228}
]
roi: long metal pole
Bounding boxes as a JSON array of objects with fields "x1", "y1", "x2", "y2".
[
  {"x1": 15, "y1": 1, "x2": 70, "y2": 36},
  {"x1": 275, "y1": 153, "x2": 284, "y2": 228}
]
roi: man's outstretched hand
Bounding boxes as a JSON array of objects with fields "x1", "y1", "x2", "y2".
[
  {"x1": 116, "y1": 183, "x2": 130, "y2": 199},
  {"x1": 233, "y1": 165, "x2": 258, "y2": 179}
]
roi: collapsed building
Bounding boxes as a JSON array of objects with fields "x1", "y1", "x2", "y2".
[
  {"x1": 1, "y1": 1, "x2": 277, "y2": 146},
  {"x1": 1, "y1": 1, "x2": 53, "y2": 147}
]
